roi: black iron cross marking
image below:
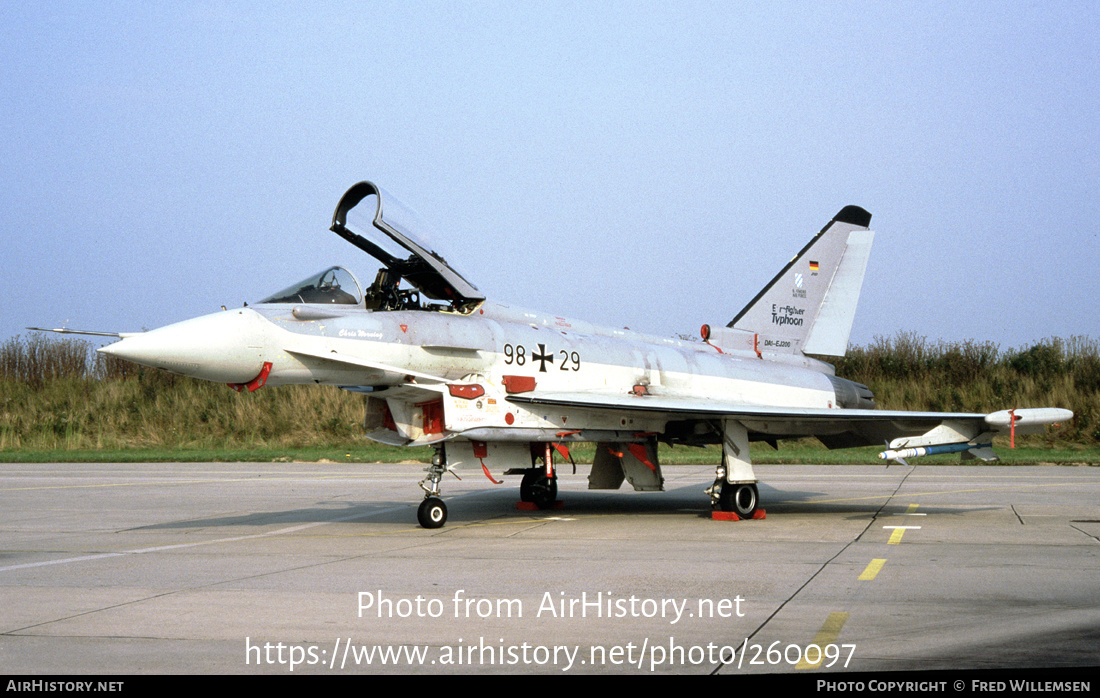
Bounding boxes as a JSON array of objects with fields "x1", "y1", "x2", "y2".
[{"x1": 532, "y1": 344, "x2": 554, "y2": 372}]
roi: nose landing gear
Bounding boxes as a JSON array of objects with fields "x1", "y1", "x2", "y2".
[{"x1": 417, "y1": 448, "x2": 453, "y2": 529}]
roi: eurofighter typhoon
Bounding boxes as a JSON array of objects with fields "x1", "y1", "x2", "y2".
[{"x1": 42, "y1": 181, "x2": 1072, "y2": 528}]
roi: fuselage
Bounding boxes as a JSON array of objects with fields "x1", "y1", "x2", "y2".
[{"x1": 99, "y1": 299, "x2": 856, "y2": 447}]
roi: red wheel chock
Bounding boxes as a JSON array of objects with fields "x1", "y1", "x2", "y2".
[
  {"x1": 711, "y1": 509, "x2": 766, "y2": 521},
  {"x1": 516, "y1": 500, "x2": 564, "y2": 511}
]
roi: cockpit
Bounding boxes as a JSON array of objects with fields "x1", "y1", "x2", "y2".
[
  {"x1": 260, "y1": 266, "x2": 363, "y2": 305},
  {"x1": 256, "y1": 182, "x2": 485, "y2": 314}
]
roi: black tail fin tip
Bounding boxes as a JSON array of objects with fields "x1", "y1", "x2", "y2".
[{"x1": 834, "y1": 205, "x2": 872, "y2": 228}]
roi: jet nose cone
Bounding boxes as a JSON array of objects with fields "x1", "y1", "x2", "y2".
[{"x1": 98, "y1": 309, "x2": 270, "y2": 384}]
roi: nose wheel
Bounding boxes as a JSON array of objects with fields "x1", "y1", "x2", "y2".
[{"x1": 417, "y1": 497, "x2": 447, "y2": 528}]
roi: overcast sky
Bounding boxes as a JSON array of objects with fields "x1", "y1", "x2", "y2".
[{"x1": 4, "y1": 1, "x2": 1098, "y2": 353}]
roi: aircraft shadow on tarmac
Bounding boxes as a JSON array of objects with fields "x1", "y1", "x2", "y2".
[
  {"x1": 756, "y1": 489, "x2": 1002, "y2": 519},
  {"x1": 125, "y1": 479, "x2": 1000, "y2": 531},
  {"x1": 124, "y1": 501, "x2": 391, "y2": 530}
]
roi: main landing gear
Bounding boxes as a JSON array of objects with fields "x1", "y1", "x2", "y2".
[
  {"x1": 707, "y1": 471, "x2": 760, "y2": 519},
  {"x1": 519, "y1": 467, "x2": 558, "y2": 510},
  {"x1": 518, "y1": 442, "x2": 560, "y2": 511},
  {"x1": 714, "y1": 479, "x2": 759, "y2": 518},
  {"x1": 707, "y1": 418, "x2": 761, "y2": 520}
]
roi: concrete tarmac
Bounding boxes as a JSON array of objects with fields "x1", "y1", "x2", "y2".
[{"x1": 1, "y1": 461, "x2": 1097, "y2": 675}]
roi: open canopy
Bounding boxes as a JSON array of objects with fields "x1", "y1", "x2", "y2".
[{"x1": 330, "y1": 181, "x2": 484, "y2": 310}]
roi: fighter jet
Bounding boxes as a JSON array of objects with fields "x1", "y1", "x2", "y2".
[{"x1": 45, "y1": 181, "x2": 1072, "y2": 528}]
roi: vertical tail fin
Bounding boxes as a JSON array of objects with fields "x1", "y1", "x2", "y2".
[{"x1": 727, "y1": 206, "x2": 873, "y2": 357}]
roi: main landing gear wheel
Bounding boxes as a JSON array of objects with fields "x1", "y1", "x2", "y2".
[
  {"x1": 417, "y1": 497, "x2": 447, "y2": 529},
  {"x1": 718, "y1": 483, "x2": 758, "y2": 518},
  {"x1": 520, "y1": 469, "x2": 558, "y2": 509}
]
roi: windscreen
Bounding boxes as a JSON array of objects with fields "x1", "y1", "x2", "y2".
[{"x1": 258, "y1": 266, "x2": 363, "y2": 305}]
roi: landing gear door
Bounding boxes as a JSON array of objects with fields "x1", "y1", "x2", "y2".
[{"x1": 722, "y1": 419, "x2": 756, "y2": 484}]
